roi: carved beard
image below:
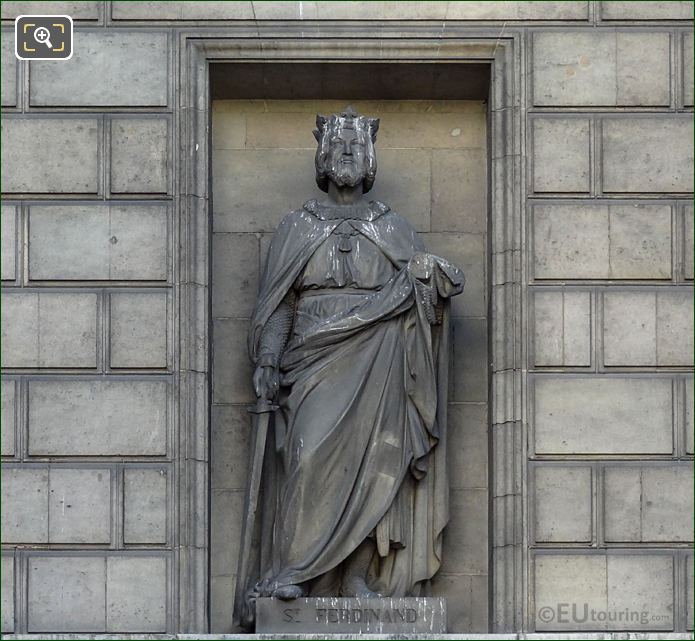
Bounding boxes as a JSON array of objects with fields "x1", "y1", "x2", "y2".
[{"x1": 326, "y1": 158, "x2": 367, "y2": 188}]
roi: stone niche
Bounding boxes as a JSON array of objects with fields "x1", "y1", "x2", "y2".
[{"x1": 209, "y1": 62, "x2": 491, "y2": 633}]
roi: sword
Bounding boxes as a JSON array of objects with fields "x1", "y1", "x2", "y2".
[{"x1": 233, "y1": 396, "x2": 279, "y2": 627}]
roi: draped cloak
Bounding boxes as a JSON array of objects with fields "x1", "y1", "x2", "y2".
[{"x1": 234, "y1": 200, "x2": 464, "y2": 628}]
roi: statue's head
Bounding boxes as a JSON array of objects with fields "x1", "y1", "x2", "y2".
[{"x1": 313, "y1": 107, "x2": 379, "y2": 193}]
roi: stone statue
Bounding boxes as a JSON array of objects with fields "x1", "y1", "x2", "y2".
[{"x1": 234, "y1": 107, "x2": 464, "y2": 629}]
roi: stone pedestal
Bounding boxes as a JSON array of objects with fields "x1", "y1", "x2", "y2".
[{"x1": 255, "y1": 597, "x2": 447, "y2": 634}]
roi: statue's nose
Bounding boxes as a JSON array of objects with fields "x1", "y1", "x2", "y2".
[{"x1": 343, "y1": 140, "x2": 352, "y2": 155}]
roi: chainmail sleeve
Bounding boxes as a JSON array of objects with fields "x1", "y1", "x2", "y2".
[{"x1": 255, "y1": 289, "x2": 297, "y2": 368}]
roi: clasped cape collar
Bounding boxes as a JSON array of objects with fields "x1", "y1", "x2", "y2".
[{"x1": 303, "y1": 198, "x2": 390, "y2": 222}]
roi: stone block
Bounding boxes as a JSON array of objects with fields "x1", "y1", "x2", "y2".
[
  {"x1": 28, "y1": 379, "x2": 167, "y2": 455},
  {"x1": 656, "y1": 288, "x2": 694, "y2": 366},
  {"x1": 608, "y1": 204, "x2": 672, "y2": 279},
  {"x1": 110, "y1": 292, "x2": 168, "y2": 368},
  {"x1": 686, "y1": 377, "x2": 694, "y2": 455},
  {"x1": 106, "y1": 556, "x2": 167, "y2": 632},
  {"x1": 429, "y1": 574, "x2": 488, "y2": 633},
  {"x1": 1, "y1": 292, "x2": 97, "y2": 368},
  {"x1": 600, "y1": 1, "x2": 693, "y2": 20},
  {"x1": 110, "y1": 118, "x2": 168, "y2": 194},
  {"x1": 1, "y1": 118, "x2": 99, "y2": 194},
  {"x1": 30, "y1": 33, "x2": 167, "y2": 107},
  {"x1": 210, "y1": 574, "x2": 238, "y2": 633},
  {"x1": 1, "y1": 204, "x2": 16, "y2": 280},
  {"x1": 123, "y1": 467, "x2": 167, "y2": 544},
  {"x1": 213, "y1": 149, "x2": 320, "y2": 233},
  {"x1": 603, "y1": 291, "x2": 657, "y2": 366},
  {"x1": 211, "y1": 489, "x2": 244, "y2": 576},
  {"x1": 448, "y1": 403, "x2": 487, "y2": 490},
  {"x1": 685, "y1": 204, "x2": 694, "y2": 280},
  {"x1": 212, "y1": 319, "x2": 254, "y2": 404},
  {"x1": 602, "y1": 117, "x2": 694, "y2": 193},
  {"x1": 431, "y1": 148, "x2": 486, "y2": 233},
  {"x1": 687, "y1": 554, "x2": 694, "y2": 630},
  {"x1": 532, "y1": 118, "x2": 590, "y2": 193},
  {"x1": 1, "y1": 34, "x2": 16, "y2": 107},
  {"x1": 685, "y1": 33, "x2": 694, "y2": 107},
  {"x1": 604, "y1": 467, "x2": 641, "y2": 542},
  {"x1": 1, "y1": 380, "x2": 15, "y2": 456},
  {"x1": 533, "y1": 203, "x2": 672, "y2": 280},
  {"x1": 211, "y1": 405, "x2": 251, "y2": 490},
  {"x1": 28, "y1": 204, "x2": 168, "y2": 281},
  {"x1": 533, "y1": 290, "x2": 591, "y2": 367},
  {"x1": 606, "y1": 555, "x2": 673, "y2": 630},
  {"x1": 533, "y1": 466, "x2": 592, "y2": 543},
  {"x1": 28, "y1": 556, "x2": 105, "y2": 632},
  {"x1": 425, "y1": 232, "x2": 485, "y2": 317},
  {"x1": 112, "y1": 0, "x2": 254, "y2": 19},
  {"x1": 450, "y1": 318, "x2": 487, "y2": 403},
  {"x1": 534, "y1": 554, "x2": 607, "y2": 631},
  {"x1": 1, "y1": 1, "x2": 100, "y2": 19},
  {"x1": 533, "y1": 32, "x2": 670, "y2": 106},
  {"x1": 1, "y1": 555, "x2": 13, "y2": 633},
  {"x1": 212, "y1": 233, "x2": 260, "y2": 318},
  {"x1": 48, "y1": 468, "x2": 111, "y2": 544},
  {"x1": 212, "y1": 105, "x2": 246, "y2": 150},
  {"x1": 641, "y1": 465, "x2": 694, "y2": 541},
  {"x1": 1, "y1": 467, "x2": 48, "y2": 542},
  {"x1": 443, "y1": 489, "x2": 487, "y2": 574},
  {"x1": 534, "y1": 377, "x2": 673, "y2": 454}
]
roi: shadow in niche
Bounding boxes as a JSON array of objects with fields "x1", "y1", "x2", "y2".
[{"x1": 208, "y1": 61, "x2": 492, "y2": 634}]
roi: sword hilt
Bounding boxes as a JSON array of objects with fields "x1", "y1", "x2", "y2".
[{"x1": 249, "y1": 399, "x2": 279, "y2": 414}]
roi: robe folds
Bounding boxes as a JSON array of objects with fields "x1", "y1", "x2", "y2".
[{"x1": 235, "y1": 200, "x2": 464, "y2": 627}]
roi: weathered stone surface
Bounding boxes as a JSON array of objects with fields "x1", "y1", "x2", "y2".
[
  {"x1": 1, "y1": 204, "x2": 16, "y2": 280},
  {"x1": 687, "y1": 554, "x2": 694, "y2": 630},
  {"x1": 600, "y1": 1, "x2": 693, "y2": 20},
  {"x1": 212, "y1": 233, "x2": 260, "y2": 318},
  {"x1": 110, "y1": 119, "x2": 168, "y2": 194},
  {"x1": 1, "y1": 1, "x2": 100, "y2": 19},
  {"x1": 685, "y1": 33, "x2": 694, "y2": 107},
  {"x1": 429, "y1": 573, "x2": 487, "y2": 633},
  {"x1": 686, "y1": 377, "x2": 694, "y2": 455},
  {"x1": 533, "y1": 203, "x2": 672, "y2": 279},
  {"x1": 1, "y1": 555, "x2": 13, "y2": 633},
  {"x1": 212, "y1": 319, "x2": 254, "y2": 403},
  {"x1": 1, "y1": 379, "x2": 15, "y2": 456},
  {"x1": 123, "y1": 468, "x2": 167, "y2": 544},
  {"x1": 533, "y1": 32, "x2": 670, "y2": 106},
  {"x1": 1, "y1": 118, "x2": 99, "y2": 194},
  {"x1": 106, "y1": 557, "x2": 167, "y2": 632},
  {"x1": 605, "y1": 464, "x2": 693, "y2": 542},
  {"x1": 603, "y1": 291, "x2": 657, "y2": 366},
  {"x1": 606, "y1": 555, "x2": 673, "y2": 630},
  {"x1": 534, "y1": 555, "x2": 607, "y2": 631},
  {"x1": 110, "y1": 292, "x2": 168, "y2": 368},
  {"x1": 443, "y1": 489, "x2": 487, "y2": 574},
  {"x1": 256, "y1": 597, "x2": 446, "y2": 634},
  {"x1": 534, "y1": 466, "x2": 592, "y2": 543},
  {"x1": 30, "y1": 33, "x2": 168, "y2": 107},
  {"x1": 450, "y1": 318, "x2": 487, "y2": 403},
  {"x1": 1, "y1": 468, "x2": 48, "y2": 543},
  {"x1": 532, "y1": 118, "x2": 590, "y2": 193},
  {"x1": 534, "y1": 377, "x2": 673, "y2": 454},
  {"x1": 533, "y1": 290, "x2": 591, "y2": 367},
  {"x1": 685, "y1": 204, "x2": 694, "y2": 280},
  {"x1": 602, "y1": 117, "x2": 694, "y2": 193},
  {"x1": 1, "y1": 292, "x2": 97, "y2": 368},
  {"x1": 210, "y1": 489, "x2": 244, "y2": 577},
  {"x1": 1, "y1": 34, "x2": 16, "y2": 107},
  {"x1": 112, "y1": 0, "x2": 254, "y2": 19},
  {"x1": 431, "y1": 148, "x2": 486, "y2": 233},
  {"x1": 48, "y1": 468, "x2": 111, "y2": 544},
  {"x1": 28, "y1": 204, "x2": 168, "y2": 281},
  {"x1": 28, "y1": 380, "x2": 167, "y2": 455},
  {"x1": 656, "y1": 288, "x2": 694, "y2": 366},
  {"x1": 28, "y1": 556, "x2": 105, "y2": 632},
  {"x1": 211, "y1": 405, "x2": 251, "y2": 490},
  {"x1": 448, "y1": 403, "x2": 487, "y2": 489}
]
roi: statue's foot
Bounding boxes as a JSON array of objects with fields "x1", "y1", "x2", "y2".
[
  {"x1": 342, "y1": 575, "x2": 381, "y2": 598},
  {"x1": 272, "y1": 584, "x2": 307, "y2": 600}
]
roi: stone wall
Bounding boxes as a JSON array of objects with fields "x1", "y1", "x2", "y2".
[{"x1": 0, "y1": 0, "x2": 693, "y2": 636}]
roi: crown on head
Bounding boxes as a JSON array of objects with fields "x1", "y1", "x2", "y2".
[{"x1": 313, "y1": 106, "x2": 380, "y2": 143}]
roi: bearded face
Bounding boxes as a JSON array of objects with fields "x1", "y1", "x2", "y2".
[{"x1": 314, "y1": 110, "x2": 379, "y2": 193}]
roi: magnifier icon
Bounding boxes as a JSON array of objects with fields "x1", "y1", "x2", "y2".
[{"x1": 34, "y1": 26, "x2": 52, "y2": 49}]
